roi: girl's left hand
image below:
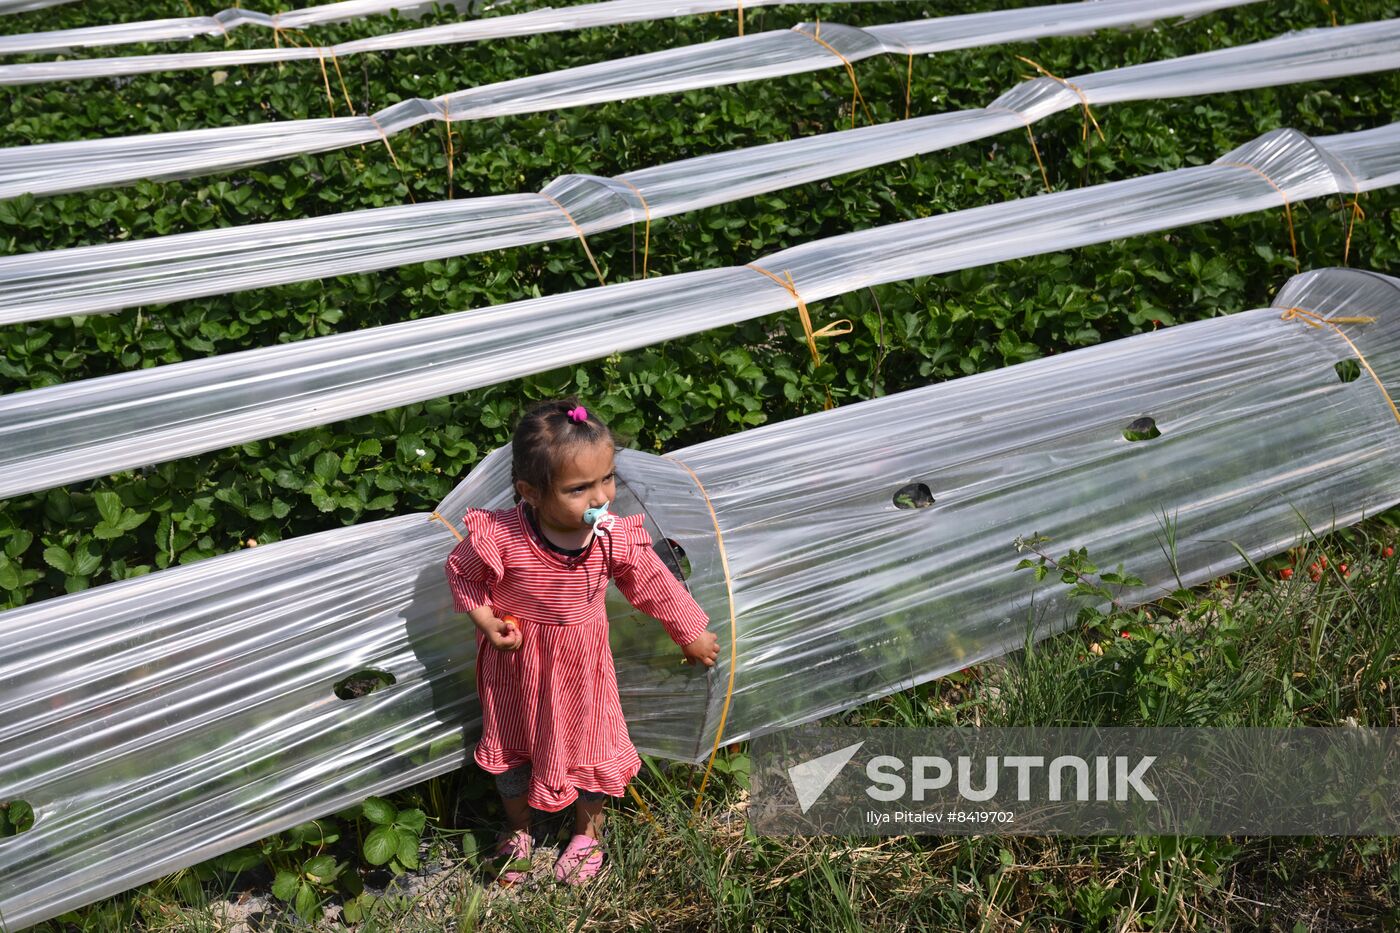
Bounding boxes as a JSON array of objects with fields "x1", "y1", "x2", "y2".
[{"x1": 681, "y1": 631, "x2": 719, "y2": 667}]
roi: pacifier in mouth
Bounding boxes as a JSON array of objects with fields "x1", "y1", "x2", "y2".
[{"x1": 582, "y1": 502, "x2": 617, "y2": 531}]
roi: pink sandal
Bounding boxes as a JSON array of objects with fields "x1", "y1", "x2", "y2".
[
  {"x1": 492, "y1": 829, "x2": 534, "y2": 886},
  {"x1": 553, "y1": 833, "x2": 605, "y2": 885}
]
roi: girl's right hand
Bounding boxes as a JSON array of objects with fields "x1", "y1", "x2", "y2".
[{"x1": 485, "y1": 614, "x2": 523, "y2": 652}]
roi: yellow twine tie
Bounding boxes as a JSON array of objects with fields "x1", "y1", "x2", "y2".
[
  {"x1": 1280, "y1": 307, "x2": 1397, "y2": 425},
  {"x1": 1344, "y1": 196, "x2": 1366, "y2": 267},
  {"x1": 1327, "y1": 156, "x2": 1365, "y2": 267},
  {"x1": 540, "y1": 195, "x2": 607, "y2": 286},
  {"x1": 429, "y1": 512, "x2": 465, "y2": 542},
  {"x1": 747, "y1": 264, "x2": 852, "y2": 410},
  {"x1": 1219, "y1": 161, "x2": 1300, "y2": 273},
  {"x1": 275, "y1": 29, "x2": 331, "y2": 111},
  {"x1": 986, "y1": 104, "x2": 1051, "y2": 192},
  {"x1": 796, "y1": 26, "x2": 873, "y2": 130},
  {"x1": 662, "y1": 453, "x2": 739, "y2": 820},
  {"x1": 904, "y1": 51, "x2": 913, "y2": 120},
  {"x1": 614, "y1": 177, "x2": 653, "y2": 279},
  {"x1": 330, "y1": 50, "x2": 356, "y2": 116},
  {"x1": 1015, "y1": 56, "x2": 1104, "y2": 143},
  {"x1": 436, "y1": 102, "x2": 456, "y2": 200},
  {"x1": 365, "y1": 114, "x2": 414, "y2": 204},
  {"x1": 315, "y1": 49, "x2": 336, "y2": 117}
]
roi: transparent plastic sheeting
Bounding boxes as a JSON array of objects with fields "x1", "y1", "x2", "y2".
[
  {"x1": 0, "y1": 122, "x2": 1397, "y2": 500},
  {"x1": 3, "y1": 266, "x2": 1399, "y2": 930},
  {"x1": 5, "y1": 0, "x2": 829, "y2": 58},
  {"x1": 0, "y1": 0, "x2": 1264, "y2": 192},
  {"x1": 0, "y1": 0, "x2": 77, "y2": 13},
  {"x1": 3, "y1": 20, "x2": 1395, "y2": 324},
  {"x1": 0, "y1": 0, "x2": 1261, "y2": 82},
  {"x1": 0, "y1": 0, "x2": 477, "y2": 49},
  {"x1": 0, "y1": 0, "x2": 465, "y2": 18}
]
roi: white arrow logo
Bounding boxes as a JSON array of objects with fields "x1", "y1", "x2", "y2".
[{"x1": 787, "y1": 741, "x2": 866, "y2": 814}]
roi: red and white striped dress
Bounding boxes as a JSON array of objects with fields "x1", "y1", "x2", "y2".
[{"x1": 445, "y1": 501, "x2": 710, "y2": 812}]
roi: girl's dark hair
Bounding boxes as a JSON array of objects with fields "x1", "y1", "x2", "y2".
[{"x1": 511, "y1": 398, "x2": 615, "y2": 503}]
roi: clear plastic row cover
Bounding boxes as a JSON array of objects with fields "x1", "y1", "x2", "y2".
[
  {"x1": 0, "y1": 0, "x2": 1265, "y2": 190},
  {"x1": 2, "y1": 265, "x2": 1396, "y2": 929},
  {"x1": 0, "y1": 0, "x2": 76, "y2": 13},
  {"x1": 0, "y1": 0, "x2": 1264, "y2": 79},
  {"x1": 0, "y1": 0, "x2": 464, "y2": 21},
  {"x1": 0, "y1": 121, "x2": 1396, "y2": 500},
  {"x1": 0, "y1": 0, "x2": 479, "y2": 56},
  {"x1": 3, "y1": 0, "x2": 820, "y2": 56},
  {"x1": 1, "y1": 18, "x2": 1395, "y2": 324}
]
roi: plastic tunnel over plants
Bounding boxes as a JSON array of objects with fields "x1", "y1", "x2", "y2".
[
  {"x1": 0, "y1": 121, "x2": 1397, "y2": 498},
  {"x1": 0, "y1": 0, "x2": 1264, "y2": 189},
  {"x1": 0, "y1": 0, "x2": 461, "y2": 18},
  {"x1": 0, "y1": 0, "x2": 478, "y2": 55},
  {"x1": 3, "y1": 0, "x2": 868, "y2": 58},
  {"x1": 0, "y1": 0, "x2": 78, "y2": 14},
  {"x1": 0, "y1": 0, "x2": 481, "y2": 56},
  {"x1": 4, "y1": 18, "x2": 1396, "y2": 323},
  {"x1": 2, "y1": 265, "x2": 1399, "y2": 929}
]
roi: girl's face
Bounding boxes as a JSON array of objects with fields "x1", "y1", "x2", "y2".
[{"x1": 518, "y1": 439, "x2": 616, "y2": 533}]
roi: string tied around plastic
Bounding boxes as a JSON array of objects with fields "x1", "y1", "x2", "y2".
[
  {"x1": 1219, "y1": 160, "x2": 1300, "y2": 273},
  {"x1": 746, "y1": 263, "x2": 853, "y2": 410},
  {"x1": 1327, "y1": 156, "x2": 1366, "y2": 267},
  {"x1": 985, "y1": 103, "x2": 1052, "y2": 192},
  {"x1": 540, "y1": 194, "x2": 607, "y2": 286},
  {"x1": 436, "y1": 102, "x2": 456, "y2": 200},
  {"x1": 1279, "y1": 307, "x2": 1397, "y2": 424},
  {"x1": 366, "y1": 113, "x2": 415, "y2": 204},
  {"x1": 613, "y1": 177, "x2": 653, "y2": 279},
  {"x1": 659, "y1": 454, "x2": 740, "y2": 823},
  {"x1": 1015, "y1": 55, "x2": 1105, "y2": 144},
  {"x1": 795, "y1": 22, "x2": 874, "y2": 130}
]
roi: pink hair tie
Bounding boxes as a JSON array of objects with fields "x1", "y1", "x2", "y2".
[{"x1": 567, "y1": 405, "x2": 588, "y2": 423}]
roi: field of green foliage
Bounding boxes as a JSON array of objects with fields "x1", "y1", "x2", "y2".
[{"x1": 1, "y1": 0, "x2": 1398, "y2": 927}]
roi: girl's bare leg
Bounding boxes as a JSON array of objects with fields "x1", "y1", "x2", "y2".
[
  {"x1": 502, "y1": 793, "x2": 531, "y2": 833},
  {"x1": 573, "y1": 797, "x2": 606, "y2": 839}
]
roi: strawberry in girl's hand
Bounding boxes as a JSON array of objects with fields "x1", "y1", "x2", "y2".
[{"x1": 488, "y1": 614, "x2": 523, "y2": 652}]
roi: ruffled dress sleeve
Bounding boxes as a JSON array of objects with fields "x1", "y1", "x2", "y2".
[
  {"x1": 444, "y1": 508, "x2": 504, "y2": 613},
  {"x1": 609, "y1": 515, "x2": 711, "y2": 647}
]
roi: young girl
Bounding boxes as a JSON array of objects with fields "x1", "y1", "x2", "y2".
[{"x1": 444, "y1": 399, "x2": 720, "y2": 885}]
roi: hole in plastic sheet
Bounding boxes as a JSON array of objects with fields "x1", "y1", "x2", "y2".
[
  {"x1": 893, "y1": 483, "x2": 935, "y2": 510},
  {"x1": 0, "y1": 800, "x2": 35, "y2": 838},
  {"x1": 1123, "y1": 417, "x2": 1162, "y2": 442},
  {"x1": 1335, "y1": 359, "x2": 1361, "y2": 383},
  {"x1": 334, "y1": 668, "x2": 396, "y2": 700},
  {"x1": 654, "y1": 538, "x2": 692, "y2": 581}
]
